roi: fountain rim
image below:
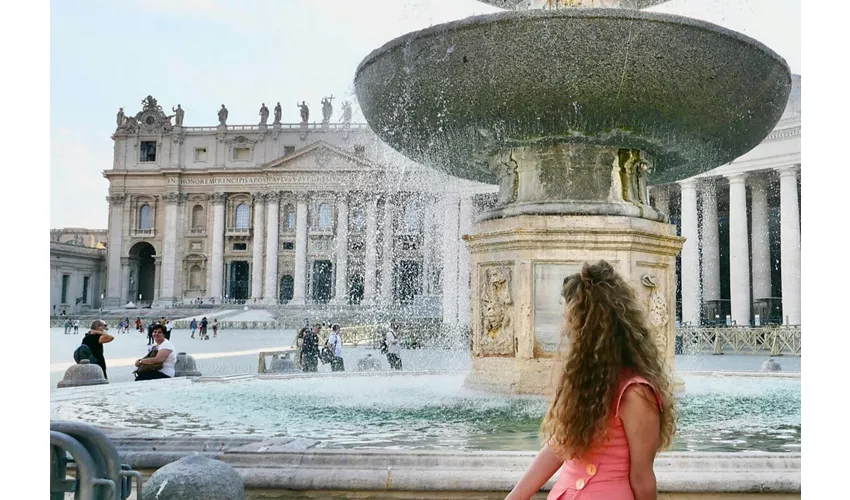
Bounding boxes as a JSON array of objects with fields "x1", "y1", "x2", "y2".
[{"x1": 354, "y1": 8, "x2": 789, "y2": 79}]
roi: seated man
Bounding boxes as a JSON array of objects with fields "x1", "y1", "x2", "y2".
[{"x1": 134, "y1": 324, "x2": 178, "y2": 381}]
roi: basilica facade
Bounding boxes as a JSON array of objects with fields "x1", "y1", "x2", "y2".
[{"x1": 102, "y1": 96, "x2": 492, "y2": 328}]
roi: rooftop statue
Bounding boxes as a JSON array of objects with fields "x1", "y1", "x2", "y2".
[{"x1": 218, "y1": 104, "x2": 229, "y2": 126}]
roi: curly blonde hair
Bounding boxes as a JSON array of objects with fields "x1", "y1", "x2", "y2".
[{"x1": 541, "y1": 260, "x2": 676, "y2": 459}]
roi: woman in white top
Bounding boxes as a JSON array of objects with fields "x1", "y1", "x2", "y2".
[
  {"x1": 386, "y1": 322, "x2": 402, "y2": 370},
  {"x1": 134, "y1": 324, "x2": 178, "y2": 381},
  {"x1": 327, "y1": 324, "x2": 345, "y2": 372}
]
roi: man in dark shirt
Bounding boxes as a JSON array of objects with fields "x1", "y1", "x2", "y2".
[
  {"x1": 81, "y1": 320, "x2": 115, "y2": 379},
  {"x1": 302, "y1": 326, "x2": 320, "y2": 372}
]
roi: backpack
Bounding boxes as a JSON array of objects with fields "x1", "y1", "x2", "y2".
[{"x1": 73, "y1": 344, "x2": 98, "y2": 365}]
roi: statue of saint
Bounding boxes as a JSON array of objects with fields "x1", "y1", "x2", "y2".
[
  {"x1": 297, "y1": 101, "x2": 309, "y2": 124},
  {"x1": 172, "y1": 104, "x2": 185, "y2": 126},
  {"x1": 273, "y1": 102, "x2": 282, "y2": 124},
  {"x1": 340, "y1": 101, "x2": 353, "y2": 125},
  {"x1": 218, "y1": 104, "x2": 229, "y2": 126},
  {"x1": 259, "y1": 103, "x2": 269, "y2": 125},
  {"x1": 116, "y1": 108, "x2": 125, "y2": 128},
  {"x1": 321, "y1": 95, "x2": 334, "y2": 124}
]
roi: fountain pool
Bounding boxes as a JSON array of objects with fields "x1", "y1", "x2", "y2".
[{"x1": 51, "y1": 372, "x2": 799, "y2": 453}]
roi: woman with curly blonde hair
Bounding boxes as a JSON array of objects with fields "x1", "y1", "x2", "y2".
[{"x1": 507, "y1": 260, "x2": 676, "y2": 500}]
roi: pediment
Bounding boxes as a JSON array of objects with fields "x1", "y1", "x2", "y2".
[{"x1": 261, "y1": 141, "x2": 377, "y2": 173}]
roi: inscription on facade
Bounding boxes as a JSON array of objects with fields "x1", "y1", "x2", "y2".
[{"x1": 168, "y1": 174, "x2": 359, "y2": 186}]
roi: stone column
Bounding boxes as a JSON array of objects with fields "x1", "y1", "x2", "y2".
[
  {"x1": 332, "y1": 193, "x2": 349, "y2": 304},
  {"x1": 263, "y1": 192, "x2": 281, "y2": 304},
  {"x1": 380, "y1": 196, "x2": 395, "y2": 305},
  {"x1": 422, "y1": 198, "x2": 436, "y2": 295},
  {"x1": 457, "y1": 196, "x2": 474, "y2": 328},
  {"x1": 699, "y1": 179, "x2": 721, "y2": 302},
  {"x1": 289, "y1": 193, "x2": 309, "y2": 305},
  {"x1": 153, "y1": 257, "x2": 162, "y2": 301},
  {"x1": 364, "y1": 194, "x2": 379, "y2": 304},
  {"x1": 750, "y1": 177, "x2": 772, "y2": 301},
  {"x1": 158, "y1": 193, "x2": 180, "y2": 304},
  {"x1": 209, "y1": 193, "x2": 227, "y2": 301},
  {"x1": 120, "y1": 257, "x2": 131, "y2": 304},
  {"x1": 777, "y1": 165, "x2": 801, "y2": 324},
  {"x1": 441, "y1": 195, "x2": 461, "y2": 326},
  {"x1": 679, "y1": 179, "x2": 701, "y2": 325},
  {"x1": 727, "y1": 173, "x2": 751, "y2": 325},
  {"x1": 105, "y1": 194, "x2": 126, "y2": 307},
  {"x1": 251, "y1": 192, "x2": 266, "y2": 302}
]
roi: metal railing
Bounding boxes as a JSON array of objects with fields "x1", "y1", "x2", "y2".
[
  {"x1": 50, "y1": 420, "x2": 143, "y2": 500},
  {"x1": 677, "y1": 325, "x2": 801, "y2": 356}
]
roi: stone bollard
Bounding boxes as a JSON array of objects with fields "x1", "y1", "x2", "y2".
[
  {"x1": 174, "y1": 352, "x2": 202, "y2": 377},
  {"x1": 356, "y1": 354, "x2": 383, "y2": 372},
  {"x1": 142, "y1": 454, "x2": 244, "y2": 500},
  {"x1": 761, "y1": 358, "x2": 782, "y2": 372},
  {"x1": 268, "y1": 353, "x2": 299, "y2": 373},
  {"x1": 57, "y1": 359, "x2": 108, "y2": 388}
]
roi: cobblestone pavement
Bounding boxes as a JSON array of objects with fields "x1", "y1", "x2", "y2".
[{"x1": 50, "y1": 327, "x2": 800, "y2": 388}]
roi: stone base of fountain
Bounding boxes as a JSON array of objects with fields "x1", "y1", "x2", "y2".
[{"x1": 464, "y1": 214, "x2": 683, "y2": 395}]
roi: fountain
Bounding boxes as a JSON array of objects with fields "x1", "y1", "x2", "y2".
[{"x1": 354, "y1": 1, "x2": 791, "y2": 394}]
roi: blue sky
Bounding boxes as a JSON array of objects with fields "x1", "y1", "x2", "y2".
[{"x1": 50, "y1": 0, "x2": 800, "y2": 229}]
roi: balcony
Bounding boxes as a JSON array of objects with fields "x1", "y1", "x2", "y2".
[
  {"x1": 130, "y1": 228, "x2": 155, "y2": 238},
  {"x1": 225, "y1": 227, "x2": 252, "y2": 239},
  {"x1": 188, "y1": 227, "x2": 207, "y2": 236}
]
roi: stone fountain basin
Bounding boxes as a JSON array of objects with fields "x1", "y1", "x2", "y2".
[{"x1": 355, "y1": 9, "x2": 791, "y2": 185}]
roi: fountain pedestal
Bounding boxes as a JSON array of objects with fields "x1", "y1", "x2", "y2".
[{"x1": 464, "y1": 214, "x2": 682, "y2": 395}]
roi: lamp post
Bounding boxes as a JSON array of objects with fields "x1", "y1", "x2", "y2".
[{"x1": 138, "y1": 293, "x2": 142, "y2": 312}]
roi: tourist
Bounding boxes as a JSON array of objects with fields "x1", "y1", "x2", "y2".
[
  {"x1": 212, "y1": 318, "x2": 219, "y2": 338},
  {"x1": 326, "y1": 324, "x2": 345, "y2": 372},
  {"x1": 505, "y1": 261, "x2": 676, "y2": 500},
  {"x1": 302, "y1": 326, "x2": 320, "y2": 372},
  {"x1": 134, "y1": 324, "x2": 178, "y2": 381},
  {"x1": 116, "y1": 318, "x2": 124, "y2": 334},
  {"x1": 135, "y1": 317, "x2": 142, "y2": 332},
  {"x1": 164, "y1": 318, "x2": 173, "y2": 340},
  {"x1": 190, "y1": 318, "x2": 198, "y2": 338},
  {"x1": 385, "y1": 322, "x2": 402, "y2": 370},
  {"x1": 293, "y1": 327, "x2": 307, "y2": 371},
  {"x1": 147, "y1": 321, "x2": 156, "y2": 345},
  {"x1": 64, "y1": 318, "x2": 71, "y2": 334},
  {"x1": 200, "y1": 316, "x2": 208, "y2": 339},
  {"x1": 81, "y1": 320, "x2": 114, "y2": 379},
  {"x1": 73, "y1": 319, "x2": 80, "y2": 334}
]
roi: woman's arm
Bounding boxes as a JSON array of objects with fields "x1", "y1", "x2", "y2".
[
  {"x1": 621, "y1": 384, "x2": 661, "y2": 500},
  {"x1": 140, "y1": 349, "x2": 172, "y2": 365},
  {"x1": 505, "y1": 444, "x2": 563, "y2": 500}
]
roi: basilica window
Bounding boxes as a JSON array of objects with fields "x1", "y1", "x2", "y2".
[
  {"x1": 318, "y1": 203, "x2": 333, "y2": 229},
  {"x1": 138, "y1": 204, "x2": 153, "y2": 230},
  {"x1": 194, "y1": 148, "x2": 208, "y2": 162},
  {"x1": 139, "y1": 141, "x2": 157, "y2": 162},
  {"x1": 189, "y1": 265, "x2": 202, "y2": 289},
  {"x1": 235, "y1": 203, "x2": 250, "y2": 229},
  {"x1": 284, "y1": 146, "x2": 296, "y2": 155},
  {"x1": 191, "y1": 205, "x2": 205, "y2": 229},
  {"x1": 284, "y1": 205, "x2": 296, "y2": 230},
  {"x1": 402, "y1": 204, "x2": 421, "y2": 232},
  {"x1": 351, "y1": 207, "x2": 365, "y2": 232},
  {"x1": 233, "y1": 147, "x2": 251, "y2": 161}
]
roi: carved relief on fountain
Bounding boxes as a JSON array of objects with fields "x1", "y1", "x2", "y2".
[
  {"x1": 640, "y1": 273, "x2": 670, "y2": 353},
  {"x1": 477, "y1": 265, "x2": 516, "y2": 356}
]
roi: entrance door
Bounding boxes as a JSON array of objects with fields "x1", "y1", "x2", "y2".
[
  {"x1": 229, "y1": 261, "x2": 250, "y2": 301},
  {"x1": 312, "y1": 260, "x2": 333, "y2": 304},
  {"x1": 129, "y1": 241, "x2": 156, "y2": 305},
  {"x1": 348, "y1": 273, "x2": 364, "y2": 305},
  {"x1": 397, "y1": 260, "x2": 421, "y2": 304},
  {"x1": 279, "y1": 275, "x2": 294, "y2": 303}
]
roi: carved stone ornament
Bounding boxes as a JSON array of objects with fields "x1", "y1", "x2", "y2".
[
  {"x1": 162, "y1": 192, "x2": 182, "y2": 204},
  {"x1": 264, "y1": 191, "x2": 281, "y2": 203},
  {"x1": 641, "y1": 273, "x2": 669, "y2": 351},
  {"x1": 210, "y1": 192, "x2": 228, "y2": 204},
  {"x1": 479, "y1": 266, "x2": 515, "y2": 355},
  {"x1": 50, "y1": 229, "x2": 62, "y2": 242},
  {"x1": 252, "y1": 192, "x2": 265, "y2": 203},
  {"x1": 108, "y1": 194, "x2": 127, "y2": 205},
  {"x1": 121, "y1": 95, "x2": 174, "y2": 134}
]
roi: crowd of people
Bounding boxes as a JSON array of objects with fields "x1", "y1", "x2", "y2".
[{"x1": 291, "y1": 319, "x2": 403, "y2": 373}]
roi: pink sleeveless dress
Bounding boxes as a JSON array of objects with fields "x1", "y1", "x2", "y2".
[{"x1": 547, "y1": 373, "x2": 663, "y2": 500}]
